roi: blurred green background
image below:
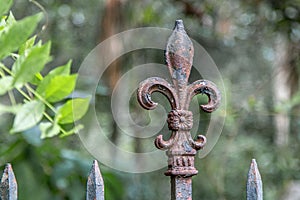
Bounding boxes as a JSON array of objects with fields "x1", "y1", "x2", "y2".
[{"x1": 1, "y1": 0, "x2": 300, "y2": 199}]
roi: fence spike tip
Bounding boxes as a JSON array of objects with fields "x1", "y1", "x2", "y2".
[
  {"x1": 0, "y1": 163, "x2": 18, "y2": 200},
  {"x1": 174, "y1": 19, "x2": 184, "y2": 30},
  {"x1": 247, "y1": 159, "x2": 263, "y2": 200},
  {"x1": 86, "y1": 160, "x2": 104, "y2": 200}
]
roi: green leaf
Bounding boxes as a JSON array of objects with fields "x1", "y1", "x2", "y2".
[
  {"x1": 45, "y1": 74, "x2": 77, "y2": 102},
  {"x1": 5, "y1": 11, "x2": 15, "y2": 26},
  {"x1": 18, "y1": 35, "x2": 37, "y2": 56},
  {"x1": 39, "y1": 122, "x2": 61, "y2": 139},
  {"x1": 30, "y1": 72, "x2": 43, "y2": 85},
  {"x1": 0, "y1": 12, "x2": 42, "y2": 59},
  {"x1": 0, "y1": 76, "x2": 13, "y2": 95},
  {"x1": 57, "y1": 97, "x2": 90, "y2": 124},
  {"x1": 36, "y1": 61, "x2": 72, "y2": 93},
  {"x1": 10, "y1": 100, "x2": 45, "y2": 133},
  {"x1": 48, "y1": 60, "x2": 72, "y2": 76},
  {"x1": 37, "y1": 75, "x2": 77, "y2": 102},
  {"x1": 0, "y1": 0, "x2": 13, "y2": 17},
  {"x1": 0, "y1": 16, "x2": 7, "y2": 32},
  {"x1": 12, "y1": 42, "x2": 51, "y2": 86}
]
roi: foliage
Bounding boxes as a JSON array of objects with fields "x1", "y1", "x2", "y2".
[
  {"x1": 0, "y1": 1, "x2": 90, "y2": 139},
  {"x1": 0, "y1": 1, "x2": 124, "y2": 199},
  {"x1": 1, "y1": 0, "x2": 300, "y2": 200}
]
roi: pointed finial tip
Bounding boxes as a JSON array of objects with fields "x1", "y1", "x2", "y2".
[
  {"x1": 92, "y1": 160, "x2": 98, "y2": 165},
  {"x1": 174, "y1": 19, "x2": 184, "y2": 31}
]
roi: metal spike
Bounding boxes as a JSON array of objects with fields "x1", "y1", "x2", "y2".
[
  {"x1": 0, "y1": 163, "x2": 18, "y2": 200},
  {"x1": 86, "y1": 160, "x2": 104, "y2": 200},
  {"x1": 247, "y1": 159, "x2": 263, "y2": 200}
]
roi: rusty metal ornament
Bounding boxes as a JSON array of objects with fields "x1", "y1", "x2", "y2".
[{"x1": 137, "y1": 20, "x2": 221, "y2": 199}]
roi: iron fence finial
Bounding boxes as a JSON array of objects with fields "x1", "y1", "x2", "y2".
[
  {"x1": 247, "y1": 159, "x2": 263, "y2": 200},
  {"x1": 137, "y1": 20, "x2": 221, "y2": 199},
  {"x1": 86, "y1": 160, "x2": 104, "y2": 200},
  {"x1": 0, "y1": 163, "x2": 17, "y2": 200}
]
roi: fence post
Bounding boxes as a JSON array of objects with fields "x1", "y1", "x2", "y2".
[
  {"x1": 247, "y1": 159, "x2": 263, "y2": 200},
  {"x1": 137, "y1": 19, "x2": 221, "y2": 200},
  {"x1": 86, "y1": 160, "x2": 104, "y2": 200},
  {"x1": 0, "y1": 163, "x2": 17, "y2": 200}
]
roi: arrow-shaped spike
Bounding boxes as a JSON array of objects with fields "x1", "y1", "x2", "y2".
[
  {"x1": 0, "y1": 163, "x2": 18, "y2": 200},
  {"x1": 86, "y1": 160, "x2": 104, "y2": 200},
  {"x1": 247, "y1": 159, "x2": 263, "y2": 200}
]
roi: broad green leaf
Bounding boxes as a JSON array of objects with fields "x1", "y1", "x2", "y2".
[
  {"x1": 48, "y1": 60, "x2": 72, "y2": 76},
  {"x1": 10, "y1": 100, "x2": 45, "y2": 133},
  {"x1": 39, "y1": 122, "x2": 60, "y2": 139},
  {"x1": 0, "y1": 0, "x2": 12, "y2": 17},
  {"x1": 37, "y1": 74, "x2": 76, "y2": 102},
  {"x1": 0, "y1": 76, "x2": 13, "y2": 95},
  {"x1": 36, "y1": 61, "x2": 72, "y2": 94},
  {"x1": 12, "y1": 42, "x2": 51, "y2": 86},
  {"x1": 0, "y1": 13, "x2": 42, "y2": 59},
  {"x1": 57, "y1": 97, "x2": 90, "y2": 124},
  {"x1": 45, "y1": 75, "x2": 77, "y2": 102},
  {"x1": 19, "y1": 35, "x2": 37, "y2": 56}
]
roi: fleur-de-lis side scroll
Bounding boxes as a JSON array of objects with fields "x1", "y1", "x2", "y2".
[{"x1": 137, "y1": 20, "x2": 221, "y2": 199}]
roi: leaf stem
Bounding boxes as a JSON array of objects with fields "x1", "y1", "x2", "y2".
[
  {"x1": 8, "y1": 91, "x2": 16, "y2": 105},
  {"x1": 0, "y1": 67, "x2": 16, "y2": 105},
  {"x1": 26, "y1": 86, "x2": 56, "y2": 113}
]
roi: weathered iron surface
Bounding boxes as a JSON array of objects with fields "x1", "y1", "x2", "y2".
[
  {"x1": 171, "y1": 176, "x2": 192, "y2": 200},
  {"x1": 86, "y1": 160, "x2": 104, "y2": 200},
  {"x1": 137, "y1": 19, "x2": 221, "y2": 199},
  {"x1": 0, "y1": 163, "x2": 17, "y2": 200},
  {"x1": 247, "y1": 159, "x2": 263, "y2": 200}
]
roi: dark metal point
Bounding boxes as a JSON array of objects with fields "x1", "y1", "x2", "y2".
[
  {"x1": 0, "y1": 163, "x2": 17, "y2": 200},
  {"x1": 174, "y1": 20, "x2": 184, "y2": 31},
  {"x1": 247, "y1": 159, "x2": 263, "y2": 200},
  {"x1": 86, "y1": 160, "x2": 104, "y2": 200}
]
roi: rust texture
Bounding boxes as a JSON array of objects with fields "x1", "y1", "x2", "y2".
[
  {"x1": 86, "y1": 160, "x2": 105, "y2": 200},
  {"x1": 137, "y1": 19, "x2": 221, "y2": 199},
  {"x1": 171, "y1": 176, "x2": 192, "y2": 200},
  {"x1": 247, "y1": 159, "x2": 263, "y2": 200},
  {"x1": 0, "y1": 163, "x2": 17, "y2": 200}
]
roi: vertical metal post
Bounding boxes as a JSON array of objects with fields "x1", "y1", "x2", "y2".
[
  {"x1": 137, "y1": 20, "x2": 221, "y2": 200},
  {"x1": 86, "y1": 160, "x2": 105, "y2": 200},
  {"x1": 247, "y1": 159, "x2": 263, "y2": 200},
  {"x1": 0, "y1": 163, "x2": 17, "y2": 200}
]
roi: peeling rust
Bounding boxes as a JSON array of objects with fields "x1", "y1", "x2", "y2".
[
  {"x1": 137, "y1": 19, "x2": 221, "y2": 200},
  {"x1": 171, "y1": 177, "x2": 192, "y2": 200}
]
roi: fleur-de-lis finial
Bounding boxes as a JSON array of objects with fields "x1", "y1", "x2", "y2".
[{"x1": 137, "y1": 20, "x2": 221, "y2": 178}]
